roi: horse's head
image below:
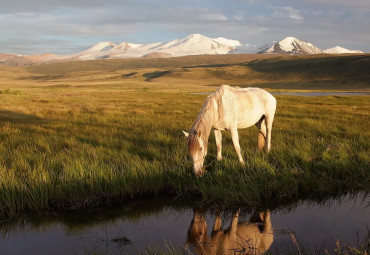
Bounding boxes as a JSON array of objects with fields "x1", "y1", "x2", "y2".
[
  {"x1": 186, "y1": 210, "x2": 208, "y2": 248},
  {"x1": 183, "y1": 130, "x2": 206, "y2": 177}
]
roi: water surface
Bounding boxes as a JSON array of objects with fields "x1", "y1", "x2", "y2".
[
  {"x1": 191, "y1": 92, "x2": 370, "y2": 96},
  {"x1": 0, "y1": 193, "x2": 369, "y2": 254},
  {"x1": 272, "y1": 92, "x2": 370, "y2": 96}
]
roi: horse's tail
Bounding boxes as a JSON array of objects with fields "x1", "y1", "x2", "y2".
[
  {"x1": 258, "y1": 131, "x2": 266, "y2": 150},
  {"x1": 256, "y1": 115, "x2": 267, "y2": 151}
]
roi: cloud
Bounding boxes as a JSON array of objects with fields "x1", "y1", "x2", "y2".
[
  {"x1": 0, "y1": 0, "x2": 369, "y2": 54},
  {"x1": 200, "y1": 13, "x2": 228, "y2": 21},
  {"x1": 272, "y1": 6, "x2": 304, "y2": 22}
]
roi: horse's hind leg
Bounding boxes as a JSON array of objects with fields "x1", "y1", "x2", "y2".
[
  {"x1": 214, "y1": 129, "x2": 222, "y2": 161},
  {"x1": 255, "y1": 117, "x2": 267, "y2": 151},
  {"x1": 265, "y1": 115, "x2": 274, "y2": 153},
  {"x1": 230, "y1": 127, "x2": 244, "y2": 164}
]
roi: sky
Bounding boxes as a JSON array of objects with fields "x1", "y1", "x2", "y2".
[{"x1": 1, "y1": 0, "x2": 370, "y2": 55}]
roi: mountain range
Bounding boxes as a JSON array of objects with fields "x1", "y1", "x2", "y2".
[
  {"x1": 258, "y1": 37, "x2": 363, "y2": 55},
  {"x1": 47, "y1": 34, "x2": 240, "y2": 61},
  {"x1": 0, "y1": 34, "x2": 364, "y2": 66}
]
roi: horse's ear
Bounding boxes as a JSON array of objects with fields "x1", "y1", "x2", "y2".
[{"x1": 182, "y1": 130, "x2": 189, "y2": 138}]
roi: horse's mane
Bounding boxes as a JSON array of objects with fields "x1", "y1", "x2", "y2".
[{"x1": 188, "y1": 87, "x2": 225, "y2": 151}]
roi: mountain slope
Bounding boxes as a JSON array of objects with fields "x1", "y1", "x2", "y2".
[
  {"x1": 324, "y1": 46, "x2": 363, "y2": 54},
  {"x1": 0, "y1": 34, "x2": 366, "y2": 66},
  {"x1": 47, "y1": 34, "x2": 241, "y2": 61},
  {"x1": 258, "y1": 41, "x2": 277, "y2": 53},
  {"x1": 259, "y1": 37, "x2": 324, "y2": 55}
]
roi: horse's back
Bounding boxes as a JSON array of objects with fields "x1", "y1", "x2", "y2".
[
  {"x1": 235, "y1": 86, "x2": 276, "y2": 116},
  {"x1": 218, "y1": 85, "x2": 275, "y2": 106},
  {"x1": 212, "y1": 85, "x2": 276, "y2": 129}
]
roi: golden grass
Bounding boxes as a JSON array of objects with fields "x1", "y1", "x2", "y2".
[{"x1": 0, "y1": 54, "x2": 369, "y2": 216}]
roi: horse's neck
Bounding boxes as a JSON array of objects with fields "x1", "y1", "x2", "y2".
[{"x1": 192, "y1": 98, "x2": 217, "y2": 145}]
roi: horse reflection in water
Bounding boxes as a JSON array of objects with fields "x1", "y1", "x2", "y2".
[{"x1": 186, "y1": 209, "x2": 273, "y2": 255}]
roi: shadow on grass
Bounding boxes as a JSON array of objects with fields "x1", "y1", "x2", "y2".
[
  {"x1": 143, "y1": 70, "x2": 171, "y2": 81},
  {"x1": 122, "y1": 72, "x2": 138, "y2": 78},
  {"x1": 246, "y1": 55, "x2": 370, "y2": 80},
  {"x1": 0, "y1": 110, "x2": 43, "y2": 124},
  {"x1": 17, "y1": 74, "x2": 67, "y2": 81}
]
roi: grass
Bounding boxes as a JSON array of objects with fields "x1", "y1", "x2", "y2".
[
  {"x1": 282, "y1": 231, "x2": 370, "y2": 255},
  {"x1": 0, "y1": 54, "x2": 369, "y2": 217},
  {"x1": 133, "y1": 242, "x2": 191, "y2": 255},
  {"x1": 0, "y1": 89, "x2": 21, "y2": 95},
  {"x1": 22, "y1": 54, "x2": 370, "y2": 90},
  {"x1": 133, "y1": 231, "x2": 370, "y2": 255}
]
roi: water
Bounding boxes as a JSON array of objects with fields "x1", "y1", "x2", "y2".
[
  {"x1": 272, "y1": 92, "x2": 370, "y2": 96},
  {"x1": 191, "y1": 92, "x2": 370, "y2": 96},
  {"x1": 0, "y1": 194, "x2": 369, "y2": 254}
]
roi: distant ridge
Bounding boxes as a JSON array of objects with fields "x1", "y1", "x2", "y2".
[
  {"x1": 324, "y1": 46, "x2": 363, "y2": 54},
  {"x1": 46, "y1": 34, "x2": 241, "y2": 61},
  {"x1": 258, "y1": 36, "x2": 324, "y2": 55},
  {"x1": 0, "y1": 34, "x2": 365, "y2": 66},
  {"x1": 258, "y1": 36, "x2": 363, "y2": 55}
]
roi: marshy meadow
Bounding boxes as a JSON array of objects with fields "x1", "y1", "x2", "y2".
[{"x1": 0, "y1": 54, "x2": 369, "y2": 254}]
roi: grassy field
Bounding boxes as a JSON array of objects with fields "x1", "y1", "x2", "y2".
[{"x1": 0, "y1": 54, "x2": 369, "y2": 216}]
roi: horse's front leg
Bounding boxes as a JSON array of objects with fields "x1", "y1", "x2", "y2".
[
  {"x1": 212, "y1": 212, "x2": 222, "y2": 233},
  {"x1": 229, "y1": 208, "x2": 240, "y2": 240},
  {"x1": 230, "y1": 127, "x2": 245, "y2": 165},
  {"x1": 214, "y1": 129, "x2": 222, "y2": 161}
]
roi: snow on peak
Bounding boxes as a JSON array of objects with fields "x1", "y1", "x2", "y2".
[
  {"x1": 85, "y1": 41, "x2": 116, "y2": 52},
  {"x1": 50, "y1": 34, "x2": 240, "y2": 60},
  {"x1": 186, "y1": 33, "x2": 206, "y2": 39},
  {"x1": 281, "y1": 36, "x2": 297, "y2": 43},
  {"x1": 213, "y1": 37, "x2": 242, "y2": 47},
  {"x1": 258, "y1": 41, "x2": 277, "y2": 52},
  {"x1": 279, "y1": 36, "x2": 300, "y2": 51},
  {"x1": 324, "y1": 46, "x2": 363, "y2": 54},
  {"x1": 37, "y1": 34, "x2": 367, "y2": 62},
  {"x1": 261, "y1": 36, "x2": 324, "y2": 55}
]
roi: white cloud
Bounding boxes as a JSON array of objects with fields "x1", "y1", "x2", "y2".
[
  {"x1": 0, "y1": 0, "x2": 369, "y2": 54},
  {"x1": 273, "y1": 6, "x2": 303, "y2": 22},
  {"x1": 200, "y1": 13, "x2": 228, "y2": 21}
]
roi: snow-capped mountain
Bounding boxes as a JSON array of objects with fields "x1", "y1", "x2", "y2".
[
  {"x1": 324, "y1": 46, "x2": 363, "y2": 54},
  {"x1": 1, "y1": 34, "x2": 366, "y2": 66},
  {"x1": 47, "y1": 34, "x2": 241, "y2": 61},
  {"x1": 213, "y1": 37, "x2": 242, "y2": 47},
  {"x1": 258, "y1": 41, "x2": 277, "y2": 53},
  {"x1": 257, "y1": 37, "x2": 364, "y2": 55},
  {"x1": 258, "y1": 37, "x2": 324, "y2": 55}
]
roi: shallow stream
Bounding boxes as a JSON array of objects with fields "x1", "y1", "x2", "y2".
[
  {"x1": 191, "y1": 92, "x2": 370, "y2": 96},
  {"x1": 0, "y1": 193, "x2": 369, "y2": 254},
  {"x1": 272, "y1": 92, "x2": 370, "y2": 96}
]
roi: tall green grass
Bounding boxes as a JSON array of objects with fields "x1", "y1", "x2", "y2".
[{"x1": 0, "y1": 80, "x2": 369, "y2": 217}]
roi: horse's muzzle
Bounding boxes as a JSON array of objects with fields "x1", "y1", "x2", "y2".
[{"x1": 193, "y1": 162, "x2": 204, "y2": 177}]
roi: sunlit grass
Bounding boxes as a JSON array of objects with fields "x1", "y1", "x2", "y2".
[{"x1": 0, "y1": 55, "x2": 369, "y2": 216}]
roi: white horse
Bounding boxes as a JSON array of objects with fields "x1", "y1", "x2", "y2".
[
  {"x1": 183, "y1": 85, "x2": 276, "y2": 177},
  {"x1": 186, "y1": 209, "x2": 273, "y2": 255}
]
